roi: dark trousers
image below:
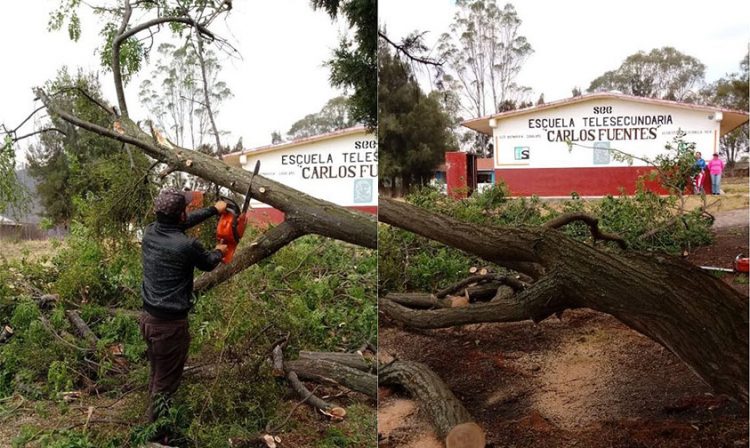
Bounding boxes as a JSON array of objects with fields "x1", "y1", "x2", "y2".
[{"x1": 139, "y1": 312, "x2": 190, "y2": 422}]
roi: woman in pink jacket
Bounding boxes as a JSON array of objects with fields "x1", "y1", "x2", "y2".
[{"x1": 707, "y1": 153, "x2": 725, "y2": 195}]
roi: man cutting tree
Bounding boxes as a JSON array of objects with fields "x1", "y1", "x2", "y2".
[{"x1": 139, "y1": 188, "x2": 227, "y2": 429}]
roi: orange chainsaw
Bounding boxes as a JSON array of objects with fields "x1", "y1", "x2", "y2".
[{"x1": 216, "y1": 161, "x2": 260, "y2": 264}]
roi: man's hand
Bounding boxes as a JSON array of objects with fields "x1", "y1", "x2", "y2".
[
  {"x1": 214, "y1": 200, "x2": 227, "y2": 214},
  {"x1": 215, "y1": 243, "x2": 228, "y2": 255}
]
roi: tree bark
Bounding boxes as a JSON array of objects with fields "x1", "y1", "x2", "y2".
[
  {"x1": 298, "y1": 351, "x2": 375, "y2": 373},
  {"x1": 284, "y1": 359, "x2": 377, "y2": 398},
  {"x1": 379, "y1": 361, "x2": 485, "y2": 448},
  {"x1": 35, "y1": 89, "x2": 377, "y2": 251},
  {"x1": 379, "y1": 197, "x2": 749, "y2": 403},
  {"x1": 66, "y1": 310, "x2": 98, "y2": 348}
]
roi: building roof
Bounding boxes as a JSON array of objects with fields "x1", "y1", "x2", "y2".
[
  {"x1": 223, "y1": 126, "x2": 369, "y2": 167},
  {"x1": 462, "y1": 92, "x2": 749, "y2": 137}
]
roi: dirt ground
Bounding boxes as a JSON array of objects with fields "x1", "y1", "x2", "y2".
[{"x1": 378, "y1": 211, "x2": 749, "y2": 448}]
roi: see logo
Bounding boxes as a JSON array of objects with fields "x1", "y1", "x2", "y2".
[{"x1": 514, "y1": 147, "x2": 530, "y2": 160}]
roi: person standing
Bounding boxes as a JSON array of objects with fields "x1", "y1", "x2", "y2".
[
  {"x1": 693, "y1": 151, "x2": 707, "y2": 194},
  {"x1": 139, "y1": 188, "x2": 227, "y2": 432},
  {"x1": 707, "y1": 153, "x2": 725, "y2": 195}
]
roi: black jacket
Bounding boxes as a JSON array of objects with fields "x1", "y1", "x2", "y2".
[{"x1": 141, "y1": 207, "x2": 222, "y2": 319}]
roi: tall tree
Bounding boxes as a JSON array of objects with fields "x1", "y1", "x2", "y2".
[
  {"x1": 379, "y1": 45, "x2": 456, "y2": 193},
  {"x1": 437, "y1": 1, "x2": 533, "y2": 119},
  {"x1": 138, "y1": 42, "x2": 232, "y2": 151},
  {"x1": 286, "y1": 96, "x2": 356, "y2": 140},
  {"x1": 587, "y1": 47, "x2": 706, "y2": 101},
  {"x1": 312, "y1": 0, "x2": 377, "y2": 129},
  {"x1": 701, "y1": 54, "x2": 749, "y2": 166}
]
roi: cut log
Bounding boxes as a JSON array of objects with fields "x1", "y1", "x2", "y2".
[
  {"x1": 384, "y1": 292, "x2": 449, "y2": 309},
  {"x1": 65, "y1": 310, "x2": 98, "y2": 348},
  {"x1": 298, "y1": 351, "x2": 374, "y2": 373},
  {"x1": 0, "y1": 325, "x2": 13, "y2": 343},
  {"x1": 379, "y1": 197, "x2": 749, "y2": 403},
  {"x1": 379, "y1": 361, "x2": 485, "y2": 448},
  {"x1": 284, "y1": 358, "x2": 377, "y2": 398}
]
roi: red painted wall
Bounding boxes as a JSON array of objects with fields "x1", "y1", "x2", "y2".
[
  {"x1": 446, "y1": 152, "x2": 469, "y2": 199},
  {"x1": 246, "y1": 206, "x2": 378, "y2": 227},
  {"x1": 494, "y1": 167, "x2": 670, "y2": 196}
]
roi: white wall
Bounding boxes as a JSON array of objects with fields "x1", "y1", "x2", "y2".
[
  {"x1": 492, "y1": 98, "x2": 721, "y2": 169},
  {"x1": 240, "y1": 131, "x2": 377, "y2": 207}
]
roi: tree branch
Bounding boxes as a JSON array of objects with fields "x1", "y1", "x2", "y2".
[
  {"x1": 378, "y1": 31, "x2": 443, "y2": 67},
  {"x1": 36, "y1": 88, "x2": 377, "y2": 249},
  {"x1": 544, "y1": 212, "x2": 627, "y2": 249},
  {"x1": 380, "y1": 276, "x2": 565, "y2": 329},
  {"x1": 194, "y1": 221, "x2": 305, "y2": 292}
]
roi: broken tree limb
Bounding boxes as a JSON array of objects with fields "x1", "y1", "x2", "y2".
[
  {"x1": 35, "y1": 88, "x2": 377, "y2": 251},
  {"x1": 379, "y1": 361, "x2": 485, "y2": 448},
  {"x1": 543, "y1": 212, "x2": 627, "y2": 249},
  {"x1": 65, "y1": 310, "x2": 97, "y2": 348},
  {"x1": 270, "y1": 344, "x2": 346, "y2": 418},
  {"x1": 194, "y1": 221, "x2": 305, "y2": 292},
  {"x1": 384, "y1": 292, "x2": 449, "y2": 309},
  {"x1": 435, "y1": 274, "x2": 526, "y2": 299},
  {"x1": 379, "y1": 197, "x2": 749, "y2": 403},
  {"x1": 298, "y1": 351, "x2": 374, "y2": 373},
  {"x1": 285, "y1": 370, "x2": 337, "y2": 415},
  {"x1": 284, "y1": 358, "x2": 377, "y2": 398}
]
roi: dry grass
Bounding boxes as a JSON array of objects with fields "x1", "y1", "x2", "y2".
[{"x1": 0, "y1": 239, "x2": 61, "y2": 263}]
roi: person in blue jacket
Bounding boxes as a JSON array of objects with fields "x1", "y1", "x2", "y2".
[{"x1": 693, "y1": 152, "x2": 707, "y2": 194}]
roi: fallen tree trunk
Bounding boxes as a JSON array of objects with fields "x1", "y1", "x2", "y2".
[
  {"x1": 379, "y1": 361, "x2": 485, "y2": 448},
  {"x1": 298, "y1": 351, "x2": 374, "y2": 373},
  {"x1": 379, "y1": 197, "x2": 749, "y2": 403},
  {"x1": 285, "y1": 358, "x2": 377, "y2": 398}
]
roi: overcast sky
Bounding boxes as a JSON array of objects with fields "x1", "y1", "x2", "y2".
[
  {"x1": 0, "y1": 1, "x2": 348, "y2": 164},
  {"x1": 380, "y1": 0, "x2": 749, "y2": 108}
]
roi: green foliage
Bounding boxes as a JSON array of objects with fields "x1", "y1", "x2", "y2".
[
  {"x1": 287, "y1": 96, "x2": 356, "y2": 139},
  {"x1": 46, "y1": 361, "x2": 74, "y2": 396},
  {"x1": 312, "y1": 0, "x2": 377, "y2": 129},
  {"x1": 379, "y1": 47, "x2": 456, "y2": 190},
  {"x1": 27, "y1": 68, "x2": 155, "y2": 232},
  {"x1": 51, "y1": 223, "x2": 141, "y2": 306},
  {"x1": 0, "y1": 135, "x2": 30, "y2": 217},
  {"x1": 1, "y1": 227, "x2": 376, "y2": 445},
  {"x1": 651, "y1": 130, "x2": 701, "y2": 195},
  {"x1": 588, "y1": 46, "x2": 706, "y2": 101}
]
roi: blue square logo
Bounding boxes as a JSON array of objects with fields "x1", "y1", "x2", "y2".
[
  {"x1": 514, "y1": 147, "x2": 530, "y2": 160},
  {"x1": 353, "y1": 179, "x2": 373, "y2": 204}
]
